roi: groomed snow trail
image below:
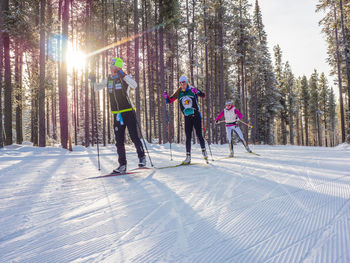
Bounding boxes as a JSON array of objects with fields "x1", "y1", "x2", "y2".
[{"x1": 0, "y1": 143, "x2": 349, "y2": 263}]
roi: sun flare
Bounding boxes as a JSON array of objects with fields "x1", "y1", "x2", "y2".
[{"x1": 66, "y1": 46, "x2": 86, "y2": 70}]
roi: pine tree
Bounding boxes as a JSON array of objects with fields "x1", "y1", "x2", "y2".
[
  {"x1": 317, "y1": 0, "x2": 346, "y2": 142},
  {"x1": 273, "y1": 45, "x2": 287, "y2": 144},
  {"x1": 251, "y1": 0, "x2": 279, "y2": 144},
  {"x1": 231, "y1": 0, "x2": 255, "y2": 141}
]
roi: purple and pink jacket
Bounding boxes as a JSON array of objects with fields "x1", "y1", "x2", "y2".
[{"x1": 215, "y1": 105, "x2": 243, "y2": 127}]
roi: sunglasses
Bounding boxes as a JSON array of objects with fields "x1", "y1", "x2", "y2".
[{"x1": 179, "y1": 81, "x2": 186, "y2": 84}]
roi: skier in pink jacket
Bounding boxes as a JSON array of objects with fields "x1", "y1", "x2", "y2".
[{"x1": 215, "y1": 101, "x2": 252, "y2": 157}]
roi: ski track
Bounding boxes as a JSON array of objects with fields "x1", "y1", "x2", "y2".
[{"x1": 0, "y1": 144, "x2": 349, "y2": 262}]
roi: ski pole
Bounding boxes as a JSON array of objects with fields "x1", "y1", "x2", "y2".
[
  {"x1": 165, "y1": 98, "x2": 173, "y2": 160},
  {"x1": 90, "y1": 75, "x2": 101, "y2": 171},
  {"x1": 95, "y1": 105, "x2": 101, "y2": 171},
  {"x1": 239, "y1": 119, "x2": 253, "y2": 128}
]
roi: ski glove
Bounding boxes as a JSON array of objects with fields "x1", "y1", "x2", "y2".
[
  {"x1": 163, "y1": 91, "x2": 169, "y2": 99},
  {"x1": 191, "y1": 87, "x2": 198, "y2": 94}
]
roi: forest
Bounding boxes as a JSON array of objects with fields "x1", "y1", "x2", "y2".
[{"x1": 0, "y1": 0, "x2": 349, "y2": 149}]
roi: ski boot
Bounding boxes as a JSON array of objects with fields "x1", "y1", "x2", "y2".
[
  {"x1": 182, "y1": 152, "x2": 191, "y2": 165},
  {"x1": 243, "y1": 141, "x2": 252, "y2": 153},
  {"x1": 228, "y1": 141, "x2": 234, "y2": 157},
  {"x1": 202, "y1": 148, "x2": 209, "y2": 163},
  {"x1": 138, "y1": 156, "x2": 147, "y2": 168},
  {"x1": 113, "y1": 164, "x2": 127, "y2": 174}
]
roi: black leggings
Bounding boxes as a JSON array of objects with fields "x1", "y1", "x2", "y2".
[
  {"x1": 113, "y1": 111, "x2": 145, "y2": 165},
  {"x1": 184, "y1": 112, "x2": 206, "y2": 153}
]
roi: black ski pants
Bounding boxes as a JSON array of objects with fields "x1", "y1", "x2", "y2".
[
  {"x1": 184, "y1": 111, "x2": 206, "y2": 153},
  {"x1": 113, "y1": 111, "x2": 145, "y2": 166}
]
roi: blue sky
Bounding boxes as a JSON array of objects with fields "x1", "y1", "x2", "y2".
[{"x1": 250, "y1": 0, "x2": 331, "y2": 82}]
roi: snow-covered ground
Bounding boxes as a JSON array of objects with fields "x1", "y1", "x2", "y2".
[{"x1": 1, "y1": 142, "x2": 350, "y2": 263}]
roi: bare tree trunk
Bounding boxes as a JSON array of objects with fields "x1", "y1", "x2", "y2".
[
  {"x1": 304, "y1": 111, "x2": 309, "y2": 146},
  {"x1": 334, "y1": 4, "x2": 346, "y2": 143},
  {"x1": 45, "y1": 0, "x2": 52, "y2": 141},
  {"x1": 289, "y1": 97, "x2": 294, "y2": 145},
  {"x1": 134, "y1": 0, "x2": 141, "y2": 124},
  {"x1": 91, "y1": 66, "x2": 95, "y2": 146},
  {"x1": 3, "y1": 0, "x2": 12, "y2": 145},
  {"x1": 59, "y1": 0, "x2": 69, "y2": 149},
  {"x1": 218, "y1": 0, "x2": 225, "y2": 143},
  {"x1": 176, "y1": 29, "x2": 181, "y2": 144},
  {"x1": 141, "y1": 0, "x2": 149, "y2": 141},
  {"x1": 145, "y1": 0, "x2": 154, "y2": 142},
  {"x1": 39, "y1": 0, "x2": 46, "y2": 147},
  {"x1": 339, "y1": 0, "x2": 350, "y2": 142},
  {"x1": 158, "y1": 0, "x2": 166, "y2": 143},
  {"x1": 296, "y1": 110, "x2": 300, "y2": 145},
  {"x1": 155, "y1": 3, "x2": 161, "y2": 143},
  {"x1": 84, "y1": 0, "x2": 90, "y2": 147},
  {"x1": 203, "y1": 0, "x2": 211, "y2": 144},
  {"x1": 0, "y1": 0, "x2": 3, "y2": 148},
  {"x1": 54, "y1": 0, "x2": 62, "y2": 142},
  {"x1": 186, "y1": 0, "x2": 194, "y2": 83},
  {"x1": 300, "y1": 112, "x2": 304, "y2": 145},
  {"x1": 14, "y1": 38, "x2": 23, "y2": 144}
]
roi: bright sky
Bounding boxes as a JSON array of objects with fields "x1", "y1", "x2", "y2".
[{"x1": 250, "y1": 0, "x2": 332, "y2": 82}]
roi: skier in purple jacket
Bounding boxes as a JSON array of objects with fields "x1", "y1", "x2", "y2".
[{"x1": 215, "y1": 101, "x2": 252, "y2": 157}]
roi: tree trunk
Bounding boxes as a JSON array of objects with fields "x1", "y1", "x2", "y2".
[
  {"x1": 289, "y1": 97, "x2": 294, "y2": 145},
  {"x1": 84, "y1": 0, "x2": 90, "y2": 147},
  {"x1": 203, "y1": 0, "x2": 211, "y2": 144},
  {"x1": 155, "y1": 4, "x2": 161, "y2": 143},
  {"x1": 186, "y1": 0, "x2": 194, "y2": 84},
  {"x1": 15, "y1": 42, "x2": 23, "y2": 144},
  {"x1": 3, "y1": 0, "x2": 12, "y2": 145},
  {"x1": 218, "y1": 1, "x2": 225, "y2": 143},
  {"x1": 339, "y1": 0, "x2": 350, "y2": 142},
  {"x1": 296, "y1": 110, "x2": 300, "y2": 145},
  {"x1": 0, "y1": 0, "x2": 3, "y2": 147},
  {"x1": 304, "y1": 112, "x2": 309, "y2": 146},
  {"x1": 134, "y1": 0, "x2": 141, "y2": 124},
  {"x1": 39, "y1": 0, "x2": 46, "y2": 147},
  {"x1": 141, "y1": 0, "x2": 149, "y2": 141},
  {"x1": 300, "y1": 111, "x2": 304, "y2": 145},
  {"x1": 334, "y1": 4, "x2": 346, "y2": 142},
  {"x1": 158, "y1": 0, "x2": 166, "y2": 143},
  {"x1": 145, "y1": 0, "x2": 154, "y2": 142},
  {"x1": 59, "y1": 0, "x2": 69, "y2": 149}
]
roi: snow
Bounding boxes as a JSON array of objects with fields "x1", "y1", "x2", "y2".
[{"x1": 1, "y1": 143, "x2": 350, "y2": 262}]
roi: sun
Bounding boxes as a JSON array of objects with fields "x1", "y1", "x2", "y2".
[{"x1": 66, "y1": 45, "x2": 86, "y2": 70}]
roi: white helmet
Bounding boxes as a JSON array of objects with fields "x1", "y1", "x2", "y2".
[{"x1": 179, "y1": 75, "x2": 188, "y2": 83}]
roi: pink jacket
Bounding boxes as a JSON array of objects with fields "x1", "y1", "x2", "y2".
[{"x1": 216, "y1": 105, "x2": 243, "y2": 126}]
